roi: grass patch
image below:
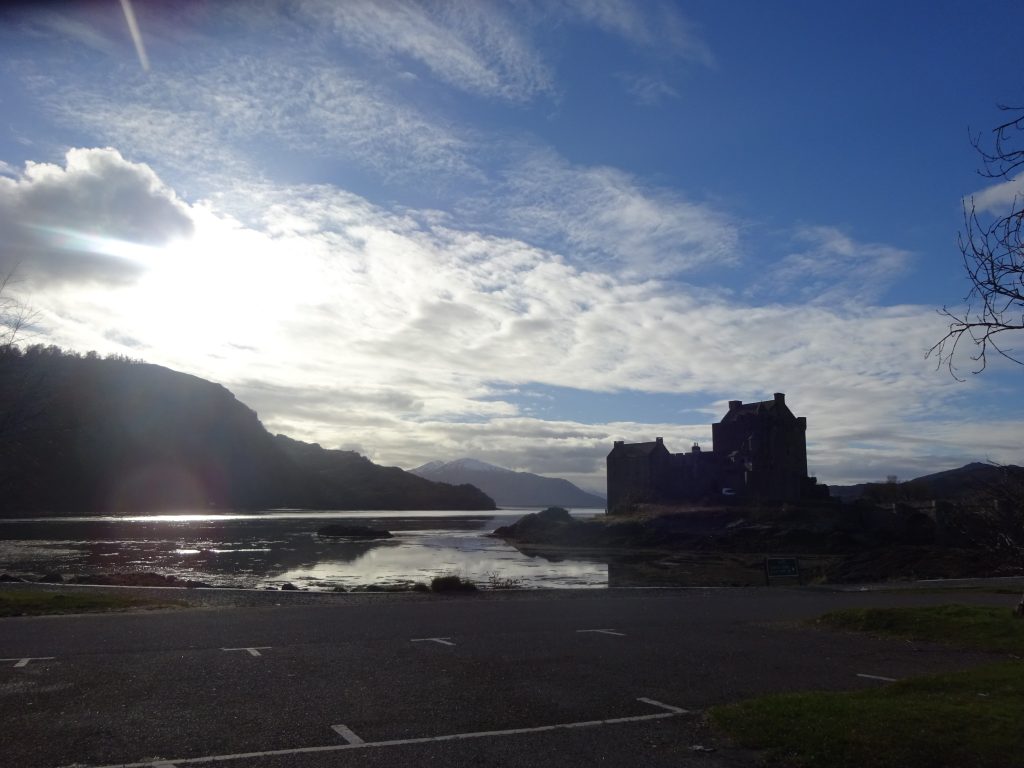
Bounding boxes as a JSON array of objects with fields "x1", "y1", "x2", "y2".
[
  {"x1": 0, "y1": 591, "x2": 184, "y2": 617},
  {"x1": 876, "y1": 586, "x2": 1024, "y2": 596},
  {"x1": 711, "y1": 660, "x2": 1024, "y2": 768},
  {"x1": 815, "y1": 604, "x2": 1024, "y2": 654},
  {"x1": 712, "y1": 604, "x2": 1024, "y2": 767}
]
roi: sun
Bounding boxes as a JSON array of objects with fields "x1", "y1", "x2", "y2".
[{"x1": 114, "y1": 206, "x2": 328, "y2": 368}]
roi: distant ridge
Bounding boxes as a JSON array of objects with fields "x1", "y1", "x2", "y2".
[
  {"x1": 829, "y1": 462, "x2": 1024, "y2": 502},
  {"x1": 410, "y1": 458, "x2": 606, "y2": 508}
]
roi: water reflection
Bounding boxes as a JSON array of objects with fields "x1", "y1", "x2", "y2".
[
  {"x1": 0, "y1": 509, "x2": 610, "y2": 590},
  {"x1": 506, "y1": 542, "x2": 785, "y2": 588}
]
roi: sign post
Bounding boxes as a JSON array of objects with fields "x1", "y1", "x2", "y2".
[{"x1": 764, "y1": 556, "x2": 800, "y2": 586}]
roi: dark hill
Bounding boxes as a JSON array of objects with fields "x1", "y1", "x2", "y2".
[
  {"x1": 274, "y1": 436, "x2": 496, "y2": 511},
  {"x1": 829, "y1": 462, "x2": 1024, "y2": 502},
  {"x1": 906, "y1": 462, "x2": 1024, "y2": 498},
  {"x1": 0, "y1": 347, "x2": 494, "y2": 515}
]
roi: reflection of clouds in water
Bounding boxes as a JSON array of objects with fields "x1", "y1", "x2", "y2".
[
  {"x1": 0, "y1": 515, "x2": 609, "y2": 589},
  {"x1": 0, "y1": 541, "x2": 81, "y2": 561},
  {"x1": 53, "y1": 511, "x2": 519, "y2": 523},
  {"x1": 278, "y1": 539, "x2": 607, "y2": 588}
]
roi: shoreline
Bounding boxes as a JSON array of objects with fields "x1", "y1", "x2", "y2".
[{"x1": 3, "y1": 574, "x2": 1023, "y2": 614}]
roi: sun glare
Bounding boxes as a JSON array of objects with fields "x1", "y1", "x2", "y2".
[
  {"x1": 29, "y1": 223, "x2": 163, "y2": 263},
  {"x1": 113, "y1": 209, "x2": 329, "y2": 366}
]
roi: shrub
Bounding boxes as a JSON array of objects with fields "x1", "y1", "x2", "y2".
[{"x1": 430, "y1": 574, "x2": 477, "y2": 592}]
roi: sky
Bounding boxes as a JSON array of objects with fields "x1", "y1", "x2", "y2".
[{"x1": 1, "y1": 0, "x2": 1022, "y2": 493}]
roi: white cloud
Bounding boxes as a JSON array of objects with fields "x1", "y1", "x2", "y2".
[
  {"x1": 756, "y1": 225, "x2": 913, "y2": 305},
  {"x1": 472, "y1": 150, "x2": 740, "y2": 277},
  {"x1": 16, "y1": 159, "x2": 1019, "y2": 488},
  {"x1": 970, "y1": 175, "x2": 1024, "y2": 214},
  {"x1": 4, "y1": 2, "x2": 1017, "y2": 490},
  {"x1": 301, "y1": 0, "x2": 553, "y2": 102},
  {"x1": 617, "y1": 73, "x2": 680, "y2": 106},
  {"x1": 563, "y1": 0, "x2": 714, "y2": 66},
  {"x1": 185, "y1": 56, "x2": 477, "y2": 179},
  {"x1": 21, "y1": 10, "x2": 123, "y2": 57},
  {"x1": 28, "y1": 52, "x2": 477, "y2": 191},
  {"x1": 0, "y1": 148, "x2": 194, "y2": 285}
]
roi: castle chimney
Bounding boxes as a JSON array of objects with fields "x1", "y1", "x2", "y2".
[
  {"x1": 614, "y1": 440, "x2": 624, "y2": 447},
  {"x1": 691, "y1": 442, "x2": 701, "y2": 453},
  {"x1": 655, "y1": 437, "x2": 663, "y2": 444},
  {"x1": 728, "y1": 400, "x2": 741, "y2": 410},
  {"x1": 774, "y1": 392, "x2": 785, "y2": 404}
]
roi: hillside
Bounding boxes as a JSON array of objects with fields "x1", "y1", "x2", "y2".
[
  {"x1": 410, "y1": 458, "x2": 606, "y2": 508},
  {"x1": 829, "y1": 462, "x2": 1024, "y2": 502},
  {"x1": 273, "y1": 437, "x2": 496, "y2": 511},
  {"x1": 0, "y1": 347, "x2": 494, "y2": 515}
]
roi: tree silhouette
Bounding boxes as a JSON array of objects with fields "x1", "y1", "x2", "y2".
[
  {"x1": 929, "y1": 105, "x2": 1024, "y2": 378},
  {"x1": 0, "y1": 267, "x2": 33, "y2": 353}
]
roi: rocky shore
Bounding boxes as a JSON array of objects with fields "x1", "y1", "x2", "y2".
[{"x1": 490, "y1": 506, "x2": 1024, "y2": 584}]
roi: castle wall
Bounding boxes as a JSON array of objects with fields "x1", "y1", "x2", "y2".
[
  {"x1": 607, "y1": 393, "x2": 822, "y2": 511},
  {"x1": 606, "y1": 440, "x2": 672, "y2": 511},
  {"x1": 711, "y1": 395, "x2": 810, "y2": 501},
  {"x1": 669, "y1": 449, "x2": 724, "y2": 499}
]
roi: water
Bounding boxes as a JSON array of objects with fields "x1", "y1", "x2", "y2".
[{"x1": 0, "y1": 509, "x2": 610, "y2": 590}]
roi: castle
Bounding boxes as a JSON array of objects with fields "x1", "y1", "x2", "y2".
[{"x1": 606, "y1": 393, "x2": 827, "y2": 512}]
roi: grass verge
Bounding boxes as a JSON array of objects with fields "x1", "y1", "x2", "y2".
[
  {"x1": 875, "y1": 586, "x2": 1024, "y2": 596},
  {"x1": 711, "y1": 604, "x2": 1024, "y2": 768},
  {"x1": 0, "y1": 591, "x2": 185, "y2": 617},
  {"x1": 712, "y1": 661, "x2": 1024, "y2": 768},
  {"x1": 815, "y1": 604, "x2": 1024, "y2": 654}
]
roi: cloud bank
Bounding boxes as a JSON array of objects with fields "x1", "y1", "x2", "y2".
[
  {"x1": 2, "y1": 1, "x2": 1020, "y2": 490},
  {"x1": 6, "y1": 148, "x2": 1007, "y2": 488},
  {"x1": 0, "y1": 148, "x2": 193, "y2": 284}
]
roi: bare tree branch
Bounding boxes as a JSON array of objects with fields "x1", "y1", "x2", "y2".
[
  {"x1": 0, "y1": 264, "x2": 42, "y2": 356},
  {"x1": 928, "y1": 106, "x2": 1024, "y2": 378}
]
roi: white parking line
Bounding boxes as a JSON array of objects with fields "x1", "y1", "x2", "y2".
[
  {"x1": 576, "y1": 629, "x2": 626, "y2": 637},
  {"x1": 331, "y1": 724, "x2": 365, "y2": 745},
  {"x1": 221, "y1": 647, "x2": 271, "y2": 657},
  {"x1": 857, "y1": 673, "x2": 899, "y2": 682},
  {"x1": 410, "y1": 637, "x2": 455, "y2": 646},
  {"x1": 0, "y1": 657, "x2": 55, "y2": 668},
  {"x1": 86, "y1": 697, "x2": 690, "y2": 768},
  {"x1": 636, "y1": 697, "x2": 689, "y2": 714}
]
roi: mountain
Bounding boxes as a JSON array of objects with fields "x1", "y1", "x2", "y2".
[
  {"x1": 829, "y1": 462, "x2": 1024, "y2": 502},
  {"x1": 409, "y1": 458, "x2": 606, "y2": 508},
  {"x1": 906, "y1": 462, "x2": 1024, "y2": 498},
  {"x1": 0, "y1": 347, "x2": 494, "y2": 515},
  {"x1": 272, "y1": 437, "x2": 495, "y2": 511}
]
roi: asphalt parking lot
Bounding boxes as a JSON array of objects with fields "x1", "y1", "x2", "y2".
[{"x1": 0, "y1": 586, "x2": 1012, "y2": 768}]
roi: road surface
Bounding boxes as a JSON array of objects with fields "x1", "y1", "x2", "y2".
[{"x1": 0, "y1": 586, "x2": 1011, "y2": 767}]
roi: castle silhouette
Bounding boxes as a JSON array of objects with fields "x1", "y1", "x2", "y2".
[{"x1": 606, "y1": 393, "x2": 827, "y2": 512}]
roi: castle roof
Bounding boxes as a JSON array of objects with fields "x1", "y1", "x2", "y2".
[
  {"x1": 719, "y1": 393, "x2": 793, "y2": 424},
  {"x1": 609, "y1": 440, "x2": 667, "y2": 458},
  {"x1": 721, "y1": 400, "x2": 777, "y2": 419}
]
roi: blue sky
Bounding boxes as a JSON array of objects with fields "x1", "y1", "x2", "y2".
[{"x1": 1, "y1": 0, "x2": 1022, "y2": 492}]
